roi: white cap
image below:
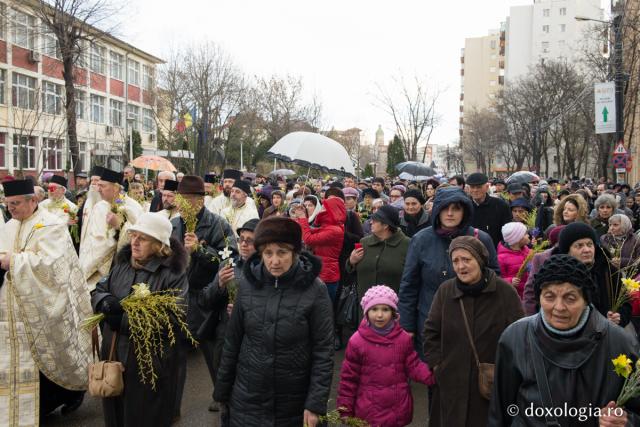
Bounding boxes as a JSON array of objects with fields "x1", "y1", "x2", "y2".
[{"x1": 127, "y1": 212, "x2": 172, "y2": 246}]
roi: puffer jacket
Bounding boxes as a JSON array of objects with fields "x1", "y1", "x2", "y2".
[
  {"x1": 337, "y1": 319, "x2": 434, "y2": 427},
  {"x1": 497, "y1": 242, "x2": 530, "y2": 299},
  {"x1": 297, "y1": 197, "x2": 345, "y2": 283},
  {"x1": 398, "y1": 187, "x2": 499, "y2": 358},
  {"x1": 213, "y1": 251, "x2": 335, "y2": 427}
]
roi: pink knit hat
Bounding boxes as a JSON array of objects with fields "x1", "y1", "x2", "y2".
[
  {"x1": 501, "y1": 222, "x2": 528, "y2": 246},
  {"x1": 360, "y1": 285, "x2": 398, "y2": 314}
]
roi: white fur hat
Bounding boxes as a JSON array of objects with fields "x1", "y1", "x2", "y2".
[{"x1": 127, "y1": 212, "x2": 172, "y2": 246}]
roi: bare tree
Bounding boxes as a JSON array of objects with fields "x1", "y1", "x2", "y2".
[
  {"x1": 463, "y1": 108, "x2": 505, "y2": 174},
  {"x1": 375, "y1": 75, "x2": 441, "y2": 162}
]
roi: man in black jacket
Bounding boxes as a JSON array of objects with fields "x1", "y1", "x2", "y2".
[
  {"x1": 467, "y1": 172, "x2": 512, "y2": 248},
  {"x1": 149, "y1": 170, "x2": 176, "y2": 212},
  {"x1": 170, "y1": 175, "x2": 237, "y2": 417}
]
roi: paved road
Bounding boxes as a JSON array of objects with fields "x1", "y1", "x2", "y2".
[{"x1": 43, "y1": 348, "x2": 429, "y2": 426}]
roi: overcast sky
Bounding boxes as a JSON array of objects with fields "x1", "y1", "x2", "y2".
[{"x1": 118, "y1": 0, "x2": 603, "y2": 146}]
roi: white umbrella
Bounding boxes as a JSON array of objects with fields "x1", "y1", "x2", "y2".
[{"x1": 267, "y1": 132, "x2": 355, "y2": 176}]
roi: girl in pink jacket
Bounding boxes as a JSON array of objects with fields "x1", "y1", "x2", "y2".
[
  {"x1": 337, "y1": 285, "x2": 435, "y2": 427},
  {"x1": 497, "y1": 222, "x2": 530, "y2": 299}
]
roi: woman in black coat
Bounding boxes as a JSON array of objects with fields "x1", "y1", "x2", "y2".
[
  {"x1": 91, "y1": 213, "x2": 189, "y2": 427},
  {"x1": 214, "y1": 216, "x2": 335, "y2": 427}
]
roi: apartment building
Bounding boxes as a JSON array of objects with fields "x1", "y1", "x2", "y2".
[{"x1": 0, "y1": 0, "x2": 163, "y2": 179}]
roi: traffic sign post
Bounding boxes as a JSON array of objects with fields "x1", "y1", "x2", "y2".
[{"x1": 595, "y1": 82, "x2": 616, "y2": 134}]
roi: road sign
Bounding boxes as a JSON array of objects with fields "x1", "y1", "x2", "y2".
[
  {"x1": 613, "y1": 155, "x2": 627, "y2": 169},
  {"x1": 595, "y1": 82, "x2": 616, "y2": 134},
  {"x1": 614, "y1": 142, "x2": 627, "y2": 155},
  {"x1": 616, "y1": 168, "x2": 626, "y2": 173}
]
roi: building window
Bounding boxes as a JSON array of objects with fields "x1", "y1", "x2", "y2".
[
  {"x1": 559, "y1": 24, "x2": 566, "y2": 32},
  {"x1": 490, "y1": 40, "x2": 497, "y2": 50},
  {"x1": 90, "y1": 43, "x2": 106, "y2": 74},
  {"x1": 43, "y1": 138, "x2": 63, "y2": 170},
  {"x1": 542, "y1": 41, "x2": 550, "y2": 53},
  {"x1": 43, "y1": 81, "x2": 63, "y2": 115},
  {"x1": 0, "y1": 133, "x2": 5, "y2": 168},
  {"x1": 76, "y1": 90, "x2": 86, "y2": 119},
  {"x1": 42, "y1": 31, "x2": 61, "y2": 59},
  {"x1": 12, "y1": 72, "x2": 36, "y2": 110},
  {"x1": 78, "y1": 141, "x2": 88, "y2": 171},
  {"x1": 90, "y1": 94, "x2": 105, "y2": 123},
  {"x1": 128, "y1": 59, "x2": 140, "y2": 86},
  {"x1": 542, "y1": 25, "x2": 549, "y2": 33},
  {"x1": 559, "y1": 7, "x2": 566, "y2": 16},
  {"x1": 543, "y1": 8, "x2": 550, "y2": 17},
  {"x1": 12, "y1": 135, "x2": 36, "y2": 170},
  {"x1": 142, "y1": 65, "x2": 154, "y2": 90},
  {"x1": 142, "y1": 108, "x2": 154, "y2": 132},
  {"x1": 11, "y1": 9, "x2": 36, "y2": 49},
  {"x1": 127, "y1": 104, "x2": 139, "y2": 130},
  {"x1": 0, "y1": 69, "x2": 5, "y2": 105},
  {"x1": 110, "y1": 51, "x2": 124, "y2": 80},
  {"x1": 110, "y1": 99, "x2": 123, "y2": 127}
]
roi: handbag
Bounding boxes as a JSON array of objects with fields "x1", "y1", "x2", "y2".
[
  {"x1": 88, "y1": 328, "x2": 125, "y2": 397},
  {"x1": 459, "y1": 299, "x2": 495, "y2": 400},
  {"x1": 336, "y1": 282, "x2": 359, "y2": 329}
]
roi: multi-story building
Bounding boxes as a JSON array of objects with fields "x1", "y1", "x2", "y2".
[{"x1": 0, "y1": 0, "x2": 163, "y2": 180}]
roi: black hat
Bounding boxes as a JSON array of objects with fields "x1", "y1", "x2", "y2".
[
  {"x1": 90, "y1": 166, "x2": 105, "y2": 178},
  {"x1": 237, "y1": 218, "x2": 260, "y2": 235},
  {"x1": 222, "y1": 169, "x2": 242, "y2": 181},
  {"x1": 466, "y1": 172, "x2": 488, "y2": 186},
  {"x1": 164, "y1": 180, "x2": 179, "y2": 192},
  {"x1": 510, "y1": 198, "x2": 532, "y2": 212},
  {"x1": 534, "y1": 255, "x2": 595, "y2": 304},
  {"x1": 177, "y1": 175, "x2": 205, "y2": 195},
  {"x1": 100, "y1": 168, "x2": 123, "y2": 184},
  {"x1": 3, "y1": 179, "x2": 35, "y2": 197},
  {"x1": 403, "y1": 189, "x2": 426, "y2": 205},
  {"x1": 328, "y1": 181, "x2": 344, "y2": 189},
  {"x1": 233, "y1": 179, "x2": 252, "y2": 196},
  {"x1": 557, "y1": 222, "x2": 598, "y2": 254},
  {"x1": 324, "y1": 187, "x2": 345, "y2": 200},
  {"x1": 362, "y1": 188, "x2": 380, "y2": 199},
  {"x1": 548, "y1": 177, "x2": 559, "y2": 185},
  {"x1": 253, "y1": 216, "x2": 302, "y2": 253},
  {"x1": 204, "y1": 174, "x2": 217, "y2": 184},
  {"x1": 50, "y1": 175, "x2": 68, "y2": 188},
  {"x1": 493, "y1": 179, "x2": 506, "y2": 186},
  {"x1": 75, "y1": 172, "x2": 88, "y2": 179},
  {"x1": 370, "y1": 205, "x2": 400, "y2": 229},
  {"x1": 507, "y1": 183, "x2": 525, "y2": 194}
]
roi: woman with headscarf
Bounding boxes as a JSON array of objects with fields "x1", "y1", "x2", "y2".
[
  {"x1": 490, "y1": 255, "x2": 640, "y2": 426},
  {"x1": 424, "y1": 236, "x2": 523, "y2": 427},
  {"x1": 399, "y1": 189, "x2": 430, "y2": 238},
  {"x1": 601, "y1": 213, "x2": 640, "y2": 272}
]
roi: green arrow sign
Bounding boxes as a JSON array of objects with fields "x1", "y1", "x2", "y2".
[{"x1": 603, "y1": 106, "x2": 609, "y2": 123}]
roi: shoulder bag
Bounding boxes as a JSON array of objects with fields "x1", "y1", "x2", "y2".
[
  {"x1": 459, "y1": 298, "x2": 495, "y2": 400},
  {"x1": 88, "y1": 328, "x2": 125, "y2": 397}
]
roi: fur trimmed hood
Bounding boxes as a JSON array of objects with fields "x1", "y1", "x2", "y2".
[{"x1": 115, "y1": 236, "x2": 188, "y2": 274}]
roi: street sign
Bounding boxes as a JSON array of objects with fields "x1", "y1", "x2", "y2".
[
  {"x1": 614, "y1": 142, "x2": 627, "y2": 155},
  {"x1": 595, "y1": 82, "x2": 616, "y2": 134},
  {"x1": 616, "y1": 168, "x2": 626, "y2": 173},
  {"x1": 613, "y1": 155, "x2": 627, "y2": 169}
]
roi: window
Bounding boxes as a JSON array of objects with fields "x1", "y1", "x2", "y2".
[
  {"x1": 110, "y1": 99, "x2": 123, "y2": 127},
  {"x1": 0, "y1": 133, "x2": 5, "y2": 168},
  {"x1": 42, "y1": 31, "x2": 60, "y2": 59},
  {"x1": 12, "y1": 73, "x2": 36, "y2": 109},
  {"x1": 90, "y1": 44, "x2": 106, "y2": 74},
  {"x1": 90, "y1": 94, "x2": 105, "y2": 123},
  {"x1": 11, "y1": 9, "x2": 36, "y2": 49},
  {"x1": 543, "y1": 8, "x2": 550, "y2": 17},
  {"x1": 127, "y1": 59, "x2": 140, "y2": 86},
  {"x1": 559, "y1": 24, "x2": 566, "y2": 32},
  {"x1": 490, "y1": 40, "x2": 497, "y2": 50},
  {"x1": 542, "y1": 25, "x2": 549, "y2": 33},
  {"x1": 0, "y1": 4, "x2": 6, "y2": 40},
  {"x1": 42, "y1": 81, "x2": 63, "y2": 114},
  {"x1": 76, "y1": 90, "x2": 86, "y2": 119},
  {"x1": 0, "y1": 69, "x2": 5, "y2": 104},
  {"x1": 142, "y1": 108, "x2": 154, "y2": 132},
  {"x1": 12, "y1": 135, "x2": 36, "y2": 170},
  {"x1": 43, "y1": 138, "x2": 63, "y2": 170},
  {"x1": 142, "y1": 65, "x2": 153, "y2": 90},
  {"x1": 78, "y1": 141, "x2": 88, "y2": 171},
  {"x1": 542, "y1": 41, "x2": 550, "y2": 53},
  {"x1": 559, "y1": 7, "x2": 566, "y2": 16},
  {"x1": 127, "y1": 104, "x2": 139, "y2": 130},
  {"x1": 110, "y1": 51, "x2": 124, "y2": 80}
]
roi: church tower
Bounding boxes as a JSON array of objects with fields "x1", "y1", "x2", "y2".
[{"x1": 374, "y1": 125, "x2": 388, "y2": 176}]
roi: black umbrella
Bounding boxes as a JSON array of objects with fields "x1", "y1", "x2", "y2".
[{"x1": 395, "y1": 161, "x2": 436, "y2": 177}]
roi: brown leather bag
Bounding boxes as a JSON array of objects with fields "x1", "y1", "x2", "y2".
[
  {"x1": 459, "y1": 299, "x2": 495, "y2": 400},
  {"x1": 88, "y1": 328, "x2": 125, "y2": 397}
]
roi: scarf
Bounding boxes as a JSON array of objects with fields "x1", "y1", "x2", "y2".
[
  {"x1": 455, "y1": 269, "x2": 489, "y2": 296},
  {"x1": 541, "y1": 305, "x2": 591, "y2": 337},
  {"x1": 368, "y1": 319, "x2": 396, "y2": 336}
]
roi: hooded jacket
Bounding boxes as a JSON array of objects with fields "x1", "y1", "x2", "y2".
[
  {"x1": 213, "y1": 252, "x2": 334, "y2": 427},
  {"x1": 297, "y1": 196, "x2": 346, "y2": 283},
  {"x1": 398, "y1": 187, "x2": 499, "y2": 358}
]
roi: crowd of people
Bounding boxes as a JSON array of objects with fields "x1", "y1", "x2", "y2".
[{"x1": 1, "y1": 167, "x2": 640, "y2": 426}]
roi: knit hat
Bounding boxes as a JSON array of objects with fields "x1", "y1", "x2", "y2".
[
  {"x1": 253, "y1": 216, "x2": 302, "y2": 253},
  {"x1": 404, "y1": 189, "x2": 426, "y2": 205},
  {"x1": 341, "y1": 187, "x2": 358, "y2": 199},
  {"x1": 391, "y1": 184, "x2": 406, "y2": 194},
  {"x1": 502, "y1": 222, "x2": 528, "y2": 246},
  {"x1": 232, "y1": 179, "x2": 252, "y2": 196},
  {"x1": 533, "y1": 254, "x2": 595, "y2": 304},
  {"x1": 370, "y1": 205, "x2": 400, "y2": 229},
  {"x1": 547, "y1": 225, "x2": 565, "y2": 246},
  {"x1": 557, "y1": 222, "x2": 598, "y2": 254},
  {"x1": 448, "y1": 235, "x2": 489, "y2": 268},
  {"x1": 360, "y1": 285, "x2": 399, "y2": 314}
]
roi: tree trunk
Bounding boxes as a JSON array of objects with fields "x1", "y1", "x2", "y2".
[{"x1": 62, "y1": 56, "x2": 80, "y2": 185}]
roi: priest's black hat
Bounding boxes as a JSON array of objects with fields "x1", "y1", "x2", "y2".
[
  {"x1": 50, "y1": 175, "x2": 68, "y2": 188},
  {"x1": 91, "y1": 165, "x2": 105, "y2": 178},
  {"x1": 100, "y1": 168, "x2": 124, "y2": 184},
  {"x1": 164, "y1": 180, "x2": 179, "y2": 192},
  {"x1": 222, "y1": 169, "x2": 242, "y2": 181},
  {"x1": 233, "y1": 179, "x2": 252, "y2": 196},
  {"x1": 3, "y1": 179, "x2": 35, "y2": 197},
  {"x1": 204, "y1": 174, "x2": 217, "y2": 184}
]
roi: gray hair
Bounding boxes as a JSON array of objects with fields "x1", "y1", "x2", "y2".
[
  {"x1": 609, "y1": 214, "x2": 633, "y2": 234},
  {"x1": 594, "y1": 193, "x2": 617, "y2": 210},
  {"x1": 158, "y1": 171, "x2": 176, "y2": 180}
]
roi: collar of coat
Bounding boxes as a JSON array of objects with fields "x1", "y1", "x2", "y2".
[
  {"x1": 450, "y1": 268, "x2": 497, "y2": 299},
  {"x1": 366, "y1": 229, "x2": 406, "y2": 247},
  {"x1": 116, "y1": 237, "x2": 188, "y2": 274}
]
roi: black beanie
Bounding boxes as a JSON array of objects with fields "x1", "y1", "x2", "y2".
[
  {"x1": 533, "y1": 254, "x2": 595, "y2": 304},
  {"x1": 253, "y1": 217, "x2": 302, "y2": 253},
  {"x1": 404, "y1": 189, "x2": 426, "y2": 205},
  {"x1": 557, "y1": 222, "x2": 598, "y2": 254}
]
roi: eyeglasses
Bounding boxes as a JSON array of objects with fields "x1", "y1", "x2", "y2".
[{"x1": 239, "y1": 237, "x2": 254, "y2": 245}]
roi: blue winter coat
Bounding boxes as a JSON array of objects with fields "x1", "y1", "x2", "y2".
[{"x1": 398, "y1": 187, "x2": 499, "y2": 357}]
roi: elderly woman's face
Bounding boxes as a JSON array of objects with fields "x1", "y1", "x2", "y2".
[
  {"x1": 597, "y1": 203, "x2": 613, "y2": 220},
  {"x1": 262, "y1": 243, "x2": 294, "y2": 277},
  {"x1": 568, "y1": 238, "x2": 595, "y2": 265},
  {"x1": 130, "y1": 231, "x2": 157, "y2": 262},
  {"x1": 404, "y1": 197, "x2": 422, "y2": 215},
  {"x1": 451, "y1": 248, "x2": 482, "y2": 284},
  {"x1": 608, "y1": 219, "x2": 624, "y2": 236},
  {"x1": 540, "y1": 282, "x2": 586, "y2": 330}
]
